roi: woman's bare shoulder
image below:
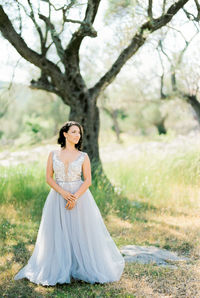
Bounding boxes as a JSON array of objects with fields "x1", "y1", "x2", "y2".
[
  {"x1": 50, "y1": 149, "x2": 60, "y2": 154},
  {"x1": 81, "y1": 151, "x2": 88, "y2": 156},
  {"x1": 48, "y1": 150, "x2": 58, "y2": 158},
  {"x1": 82, "y1": 152, "x2": 90, "y2": 163}
]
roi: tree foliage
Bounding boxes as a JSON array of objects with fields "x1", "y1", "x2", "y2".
[{"x1": 0, "y1": 0, "x2": 198, "y2": 162}]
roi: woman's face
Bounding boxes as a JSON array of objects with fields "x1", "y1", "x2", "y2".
[{"x1": 64, "y1": 125, "x2": 81, "y2": 144}]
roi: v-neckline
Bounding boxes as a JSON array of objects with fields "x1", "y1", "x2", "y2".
[{"x1": 55, "y1": 150, "x2": 82, "y2": 165}]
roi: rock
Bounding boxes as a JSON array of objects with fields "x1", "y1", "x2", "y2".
[{"x1": 120, "y1": 245, "x2": 189, "y2": 268}]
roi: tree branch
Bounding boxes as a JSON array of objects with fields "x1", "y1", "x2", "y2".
[
  {"x1": 63, "y1": 18, "x2": 85, "y2": 25},
  {"x1": 30, "y1": 78, "x2": 62, "y2": 97},
  {"x1": 89, "y1": 0, "x2": 190, "y2": 98},
  {"x1": 39, "y1": 13, "x2": 65, "y2": 62},
  {"x1": 0, "y1": 5, "x2": 62, "y2": 84},
  {"x1": 147, "y1": 0, "x2": 153, "y2": 20},
  {"x1": 183, "y1": 0, "x2": 200, "y2": 22},
  {"x1": 27, "y1": 0, "x2": 44, "y2": 48},
  {"x1": 194, "y1": 0, "x2": 200, "y2": 9},
  {"x1": 194, "y1": 0, "x2": 200, "y2": 20},
  {"x1": 65, "y1": 0, "x2": 101, "y2": 56},
  {"x1": 156, "y1": 44, "x2": 167, "y2": 99},
  {"x1": 177, "y1": 31, "x2": 199, "y2": 65},
  {"x1": 48, "y1": 0, "x2": 75, "y2": 12},
  {"x1": 16, "y1": 1, "x2": 22, "y2": 35},
  {"x1": 160, "y1": 24, "x2": 199, "y2": 65},
  {"x1": 18, "y1": 1, "x2": 52, "y2": 55},
  {"x1": 84, "y1": 0, "x2": 101, "y2": 24},
  {"x1": 162, "y1": 0, "x2": 167, "y2": 16},
  {"x1": 158, "y1": 39, "x2": 171, "y2": 63}
]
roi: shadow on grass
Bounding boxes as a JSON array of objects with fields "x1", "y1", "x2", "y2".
[
  {"x1": 113, "y1": 192, "x2": 157, "y2": 223},
  {"x1": 0, "y1": 279, "x2": 125, "y2": 298},
  {"x1": 12, "y1": 241, "x2": 32, "y2": 265},
  {"x1": 90, "y1": 163, "x2": 158, "y2": 224},
  {"x1": 1, "y1": 267, "x2": 125, "y2": 298},
  {"x1": 0, "y1": 282, "x2": 45, "y2": 298},
  {"x1": 0, "y1": 161, "x2": 198, "y2": 297}
]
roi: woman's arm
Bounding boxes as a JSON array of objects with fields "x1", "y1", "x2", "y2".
[{"x1": 73, "y1": 153, "x2": 92, "y2": 199}]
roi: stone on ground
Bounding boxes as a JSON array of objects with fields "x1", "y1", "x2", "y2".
[{"x1": 120, "y1": 245, "x2": 189, "y2": 268}]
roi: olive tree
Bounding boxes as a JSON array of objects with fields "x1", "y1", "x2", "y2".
[{"x1": 0, "y1": 0, "x2": 197, "y2": 165}]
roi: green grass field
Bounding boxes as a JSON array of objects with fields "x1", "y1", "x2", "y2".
[{"x1": 1, "y1": 146, "x2": 200, "y2": 297}]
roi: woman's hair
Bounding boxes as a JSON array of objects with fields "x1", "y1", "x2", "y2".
[{"x1": 57, "y1": 121, "x2": 83, "y2": 150}]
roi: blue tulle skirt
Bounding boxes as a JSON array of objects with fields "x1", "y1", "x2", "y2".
[{"x1": 14, "y1": 180, "x2": 125, "y2": 286}]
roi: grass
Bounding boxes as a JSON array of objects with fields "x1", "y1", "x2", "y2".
[
  {"x1": 104, "y1": 149, "x2": 200, "y2": 211},
  {"x1": 1, "y1": 147, "x2": 200, "y2": 296}
]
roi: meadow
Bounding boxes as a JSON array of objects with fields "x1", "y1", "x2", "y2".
[{"x1": 1, "y1": 141, "x2": 200, "y2": 297}]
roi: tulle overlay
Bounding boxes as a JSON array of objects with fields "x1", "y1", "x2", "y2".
[{"x1": 14, "y1": 151, "x2": 125, "y2": 286}]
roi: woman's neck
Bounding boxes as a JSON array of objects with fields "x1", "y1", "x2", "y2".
[{"x1": 62, "y1": 144, "x2": 77, "y2": 151}]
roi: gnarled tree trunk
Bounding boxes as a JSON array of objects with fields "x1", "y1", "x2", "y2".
[
  {"x1": 68, "y1": 95, "x2": 100, "y2": 163},
  {"x1": 0, "y1": 0, "x2": 192, "y2": 166}
]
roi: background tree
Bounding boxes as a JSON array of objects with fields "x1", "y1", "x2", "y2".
[
  {"x1": 100, "y1": 89, "x2": 128, "y2": 143},
  {"x1": 156, "y1": 22, "x2": 200, "y2": 124},
  {"x1": 0, "y1": 0, "x2": 197, "y2": 168}
]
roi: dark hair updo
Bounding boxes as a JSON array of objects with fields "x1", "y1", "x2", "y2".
[{"x1": 57, "y1": 121, "x2": 83, "y2": 150}]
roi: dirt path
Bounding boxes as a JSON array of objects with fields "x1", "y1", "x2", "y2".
[{"x1": 1, "y1": 132, "x2": 200, "y2": 166}]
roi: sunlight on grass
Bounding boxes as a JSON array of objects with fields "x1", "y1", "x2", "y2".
[
  {"x1": 104, "y1": 149, "x2": 200, "y2": 211},
  {"x1": 1, "y1": 148, "x2": 200, "y2": 296}
]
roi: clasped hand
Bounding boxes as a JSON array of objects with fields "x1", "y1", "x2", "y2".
[{"x1": 61, "y1": 190, "x2": 77, "y2": 210}]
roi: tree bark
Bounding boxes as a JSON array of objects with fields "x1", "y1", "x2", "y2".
[
  {"x1": 102, "y1": 107, "x2": 122, "y2": 143},
  {"x1": 68, "y1": 94, "x2": 100, "y2": 163},
  {"x1": 0, "y1": 0, "x2": 191, "y2": 165},
  {"x1": 184, "y1": 94, "x2": 200, "y2": 126},
  {"x1": 155, "y1": 119, "x2": 167, "y2": 135}
]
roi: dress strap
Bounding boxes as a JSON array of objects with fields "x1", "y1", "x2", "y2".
[
  {"x1": 51, "y1": 150, "x2": 57, "y2": 160},
  {"x1": 81, "y1": 152, "x2": 87, "y2": 162}
]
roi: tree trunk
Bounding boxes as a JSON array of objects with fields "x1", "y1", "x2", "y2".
[
  {"x1": 160, "y1": 74, "x2": 167, "y2": 99},
  {"x1": 155, "y1": 119, "x2": 167, "y2": 135},
  {"x1": 112, "y1": 110, "x2": 122, "y2": 143},
  {"x1": 0, "y1": 0, "x2": 191, "y2": 162},
  {"x1": 67, "y1": 93, "x2": 103, "y2": 176},
  {"x1": 186, "y1": 95, "x2": 200, "y2": 126},
  {"x1": 171, "y1": 69, "x2": 177, "y2": 92}
]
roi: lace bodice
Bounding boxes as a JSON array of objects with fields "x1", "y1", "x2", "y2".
[{"x1": 52, "y1": 150, "x2": 87, "y2": 182}]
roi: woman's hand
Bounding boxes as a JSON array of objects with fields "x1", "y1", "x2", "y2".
[
  {"x1": 61, "y1": 190, "x2": 76, "y2": 202},
  {"x1": 65, "y1": 199, "x2": 76, "y2": 210},
  {"x1": 60, "y1": 190, "x2": 77, "y2": 210}
]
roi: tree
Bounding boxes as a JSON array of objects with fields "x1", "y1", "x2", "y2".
[
  {"x1": 0, "y1": 0, "x2": 197, "y2": 167},
  {"x1": 156, "y1": 22, "x2": 200, "y2": 124},
  {"x1": 99, "y1": 86, "x2": 128, "y2": 143}
]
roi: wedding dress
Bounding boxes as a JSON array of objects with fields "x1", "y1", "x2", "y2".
[{"x1": 14, "y1": 150, "x2": 125, "y2": 286}]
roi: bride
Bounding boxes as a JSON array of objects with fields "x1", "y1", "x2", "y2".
[{"x1": 14, "y1": 120, "x2": 125, "y2": 286}]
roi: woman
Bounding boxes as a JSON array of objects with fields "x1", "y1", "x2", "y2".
[{"x1": 14, "y1": 121, "x2": 125, "y2": 286}]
